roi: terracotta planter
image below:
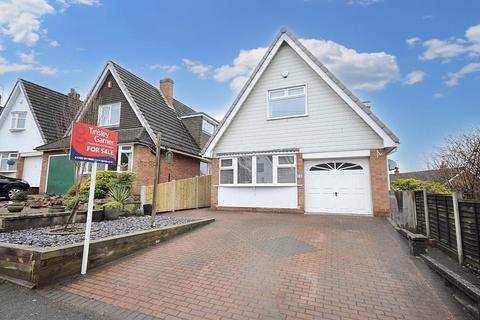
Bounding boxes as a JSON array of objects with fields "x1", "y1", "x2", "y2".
[
  {"x1": 7, "y1": 204, "x2": 25, "y2": 213},
  {"x1": 104, "y1": 207, "x2": 121, "y2": 220}
]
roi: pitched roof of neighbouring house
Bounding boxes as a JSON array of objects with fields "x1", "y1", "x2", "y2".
[
  {"x1": 20, "y1": 79, "x2": 81, "y2": 144},
  {"x1": 108, "y1": 62, "x2": 203, "y2": 155},
  {"x1": 203, "y1": 27, "x2": 399, "y2": 157},
  {"x1": 172, "y1": 98, "x2": 197, "y2": 117},
  {"x1": 37, "y1": 127, "x2": 153, "y2": 151},
  {"x1": 390, "y1": 168, "x2": 459, "y2": 185}
]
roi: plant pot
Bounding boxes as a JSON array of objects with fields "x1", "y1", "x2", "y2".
[
  {"x1": 78, "y1": 209, "x2": 105, "y2": 222},
  {"x1": 30, "y1": 202, "x2": 42, "y2": 209},
  {"x1": 48, "y1": 205, "x2": 66, "y2": 213},
  {"x1": 143, "y1": 204, "x2": 152, "y2": 216},
  {"x1": 104, "y1": 207, "x2": 121, "y2": 220},
  {"x1": 7, "y1": 204, "x2": 25, "y2": 213}
]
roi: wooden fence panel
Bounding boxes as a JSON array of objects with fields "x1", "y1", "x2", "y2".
[
  {"x1": 145, "y1": 175, "x2": 211, "y2": 213},
  {"x1": 175, "y1": 177, "x2": 197, "y2": 210},
  {"x1": 414, "y1": 191, "x2": 426, "y2": 235},
  {"x1": 427, "y1": 194, "x2": 457, "y2": 256},
  {"x1": 197, "y1": 175, "x2": 211, "y2": 208},
  {"x1": 460, "y1": 201, "x2": 480, "y2": 271}
]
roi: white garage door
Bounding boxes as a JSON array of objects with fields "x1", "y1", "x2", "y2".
[
  {"x1": 304, "y1": 158, "x2": 372, "y2": 215},
  {"x1": 22, "y1": 156, "x2": 42, "y2": 187}
]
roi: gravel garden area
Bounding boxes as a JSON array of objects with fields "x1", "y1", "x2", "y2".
[{"x1": 0, "y1": 216, "x2": 197, "y2": 247}]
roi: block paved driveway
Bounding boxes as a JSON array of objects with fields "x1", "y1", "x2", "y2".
[{"x1": 39, "y1": 209, "x2": 470, "y2": 320}]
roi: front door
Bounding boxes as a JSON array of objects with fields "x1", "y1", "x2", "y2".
[{"x1": 304, "y1": 158, "x2": 372, "y2": 214}]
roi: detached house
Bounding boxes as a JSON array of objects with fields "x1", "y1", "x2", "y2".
[
  {"x1": 37, "y1": 61, "x2": 218, "y2": 194},
  {"x1": 203, "y1": 28, "x2": 400, "y2": 216},
  {"x1": 0, "y1": 79, "x2": 81, "y2": 193}
]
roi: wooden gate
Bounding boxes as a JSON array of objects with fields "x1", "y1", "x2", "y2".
[{"x1": 145, "y1": 175, "x2": 211, "y2": 213}]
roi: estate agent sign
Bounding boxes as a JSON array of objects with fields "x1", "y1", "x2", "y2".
[
  {"x1": 70, "y1": 122, "x2": 119, "y2": 275},
  {"x1": 70, "y1": 121, "x2": 118, "y2": 164}
]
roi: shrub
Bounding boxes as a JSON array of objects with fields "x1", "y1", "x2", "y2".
[
  {"x1": 108, "y1": 186, "x2": 131, "y2": 204},
  {"x1": 391, "y1": 178, "x2": 450, "y2": 194},
  {"x1": 64, "y1": 194, "x2": 88, "y2": 210},
  {"x1": 77, "y1": 171, "x2": 135, "y2": 199},
  {"x1": 13, "y1": 191, "x2": 28, "y2": 202},
  {"x1": 135, "y1": 208, "x2": 144, "y2": 216},
  {"x1": 103, "y1": 201, "x2": 123, "y2": 209}
]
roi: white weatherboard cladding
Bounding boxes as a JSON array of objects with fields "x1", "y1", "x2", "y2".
[
  {"x1": 0, "y1": 87, "x2": 45, "y2": 155},
  {"x1": 214, "y1": 44, "x2": 383, "y2": 155},
  {"x1": 218, "y1": 186, "x2": 298, "y2": 208},
  {"x1": 22, "y1": 156, "x2": 42, "y2": 187}
]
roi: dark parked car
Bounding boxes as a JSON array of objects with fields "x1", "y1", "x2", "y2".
[{"x1": 0, "y1": 175, "x2": 30, "y2": 200}]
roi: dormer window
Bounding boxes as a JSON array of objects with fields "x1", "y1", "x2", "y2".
[
  {"x1": 98, "y1": 102, "x2": 121, "y2": 127},
  {"x1": 268, "y1": 85, "x2": 307, "y2": 119},
  {"x1": 202, "y1": 119, "x2": 215, "y2": 135},
  {"x1": 10, "y1": 112, "x2": 27, "y2": 130}
]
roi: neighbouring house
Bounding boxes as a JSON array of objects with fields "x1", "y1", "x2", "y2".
[
  {"x1": 203, "y1": 28, "x2": 400, "y2": 216},
  {"x1": 36, "y1": 61, "x2": 218, "y2": 195},
  {"x1": 0, "y1": 79, "x2": 81, "y2": 193}
]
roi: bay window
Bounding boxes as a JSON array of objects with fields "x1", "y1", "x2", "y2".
[
  {"x1": 0, "y1": 152, "x2": 18, "y2": 171},
  {"x1": 219, "y1": 154, "x2": 296, "y2": 185},
  {"x1": 80, "y1": 144, "x2": 133, "y2": 174},
  {"x1": 219, "y1": 158, "x2": 234, "y2": 184}
]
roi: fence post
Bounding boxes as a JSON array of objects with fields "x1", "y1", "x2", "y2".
[
  {"x1": 423, "y1": 189, "x2": 430, "y2": 238},
  {"x1": 412, "y1": 191, "x2": 418, "y2": 230},
  {"x1": 453, "y1": 192, "x2": 464, "y2": 265},
  {"x1": 171, "y1": 180, "x2": 176, "y2": 212},
  {"x1": 195, "y1": 176, "x2": 199, "y2": 209}
]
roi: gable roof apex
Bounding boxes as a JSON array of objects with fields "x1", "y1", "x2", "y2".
[{"x1": 203, "y1": 28, "x2": 399, "y2": 157}]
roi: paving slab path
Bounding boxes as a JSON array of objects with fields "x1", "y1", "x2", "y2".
[{"x1": 7, "y1": 209, "x2": 472, "y2": 319}]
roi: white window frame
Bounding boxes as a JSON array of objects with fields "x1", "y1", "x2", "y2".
[
  {"x1": 10, "y1": 111, "x2": 27, "y2": 131},
  {"x1": 200, "y1": 161, "x2": 211, "y2": 176},
  {"x1": 218, "y1": 154, "x2": 297, "y2": 186},
  {"x1": 267, "y1": 85, "x2": 307, "y2": 120},
  {"x1": 202, "y1": 119, "x2": 215, "y2": 135},
  {"x1": 80, "y1": 144, "x2": 133, "y2": 175},
  {"x1": 97, "y1": 102, "x2": 121, "y2": 127},
  {"x1": 0, "y1": 152, "x2": 19, "y2": 172},
  {"x1": 219, "y1": 158, "x2": 236, "y2": 184},
  {"x1": 117, "y1": 144, "x2": 133, "y2": 172}
]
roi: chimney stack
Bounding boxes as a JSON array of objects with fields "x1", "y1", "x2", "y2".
[
  {"x1": 68, "y1": 88, "x2": 80, "y2": 100},
  {"x1": 160, "y1": 78, "x2": 174, "y2": 107}
]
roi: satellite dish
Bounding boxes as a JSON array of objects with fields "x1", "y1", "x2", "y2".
[{"x1": 388, "y1": 159, "x2": 398, "y2": 171}]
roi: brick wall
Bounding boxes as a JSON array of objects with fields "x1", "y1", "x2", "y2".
[
  {"x1": 39, "y1": 150, "x2": 69, "y2": 194},
  {"x1": 15, "y1": 157, "x2": 24, "y2": 180},
  {"x1": 211, "y1": 158, "x2": 219, "y2": 209},
  {"x1": 369, "y1": 148, "x2": 390, "y2": 217},
  {"x1": 132, "y1": 144, "x2": 200, "y2": 195},
  {"x1": 296, "y1": 153, "x2": 305, "y2": 213}
]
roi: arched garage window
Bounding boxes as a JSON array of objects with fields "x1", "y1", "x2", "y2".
[{"x1": 310, "y1": 162, "x2": 363, "y2": 171}]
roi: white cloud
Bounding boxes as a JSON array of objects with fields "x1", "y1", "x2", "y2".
[
  {"x1": 49, "y1": 40, "x2": 59, "y2": 47},
  {"x1": 433, "y1": 92, "x2": 444, "y2": 98},
  {"x1": 445, "y1": 62, "x2": 480, "y2": 86},
  {"x1": 347, "y1": 0, "x2": 383, "y2": 5},
  {"x1": 421, "y1": 23, "x2": 480, "y2": 60},
  {"x1": 56, "y1": 0, "x2": 100, "y2": 11},
  {"x1": 0, "y1": 55, "x2": 57, "y2": 75},
  {"x1": 0, "y1": 0, "x2": 54, "y2": 46},
  {"x1": 17, "y1": 50, "x2": 36, "y2": 63},
  {"x1": 406, "y1": 37, "x2": 421, "y2": 47},
  {"x1": 213, "y1": 38, "x2": 401, "y2": 92},
  {"x1": 149, "y1": 64, "x2": 179, "y2": 73},
  {"x1": 182, "y1": 58, "x2": 211, "y2": 79},
  {"x1": 422, "y1": 15, "x2": 434, "y2": 21},
  {"x1": 403, "y1": 71, "x2": 426, "y2": 85}
]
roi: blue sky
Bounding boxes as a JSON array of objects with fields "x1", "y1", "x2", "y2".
[{"x1": 0, "y1": 0, "x2": 479, "y2": 172}]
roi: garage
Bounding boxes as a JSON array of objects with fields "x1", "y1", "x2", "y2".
[
  {"x1": 22, "y1": 156, "x2": 42, "y2": 188},
  {"x1": 304, "y1": 158, "x2": 372, "y2": 215}
]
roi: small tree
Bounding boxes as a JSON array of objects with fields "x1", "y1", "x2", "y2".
[
  {"x1": 53, "y1": 90, "x2": 99, "y2": 232},
  {"x1": 430, "y1": 127, "x2": 480, "y2": 199}
]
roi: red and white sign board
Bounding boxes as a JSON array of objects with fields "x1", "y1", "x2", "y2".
[{"x1": 69, "y1": 122, "x2": 118, "y2": 165}]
